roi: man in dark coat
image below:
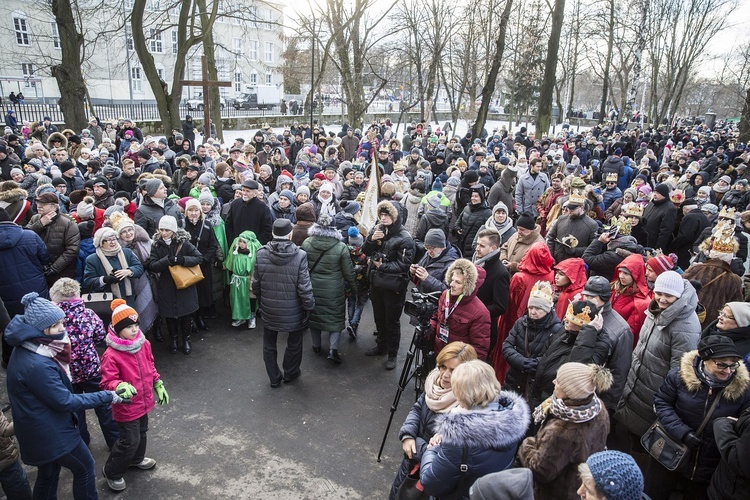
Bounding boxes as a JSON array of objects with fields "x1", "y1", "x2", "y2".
[
  {"x1": 472, "y1": 228, "x2": 510, "y2": 356},
  {"x1": 642, "y1": 183, "x2": 678, "y2": 251},
  {"x1": 134, "y1": 179, "x2": 184, "y2": 236},
  {"x1": 224, "y1": 180, "x2": 274, "y2": 244},
  {"x1": 670, "y1": 198, "x2": 710, "y2": 269},
  {"x1": 0, "y1": 144, "x2": 21, "y2": 181},
  {"x1": 252, "y1": 219, "x2": 315, "y2": 387},
  {"x1": 546, "y1": 194, "x2": 599, "y2": 263},
  {"x1": 26, "y1": 192, "x2": 80, "y2": 286}
]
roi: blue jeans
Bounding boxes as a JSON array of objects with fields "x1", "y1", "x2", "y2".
[
  {"x1": 34, "y1": 439, "x2": 97, "y2": 500},
  {"x1": 347, "y1": 295, "x2": 367, "y2": 328},
  {"x1": 73, "y1": 377, "x2": 120, "y2": 449},
  {"x1": 310, "y1": 328, "x2": 341, "y2": 352},
  {"x1": 263, "y1": 328, "x2": 304, "y2": 384},
  {"x1": 0, "y1": 459, "x2": 31, "y2": 499}
]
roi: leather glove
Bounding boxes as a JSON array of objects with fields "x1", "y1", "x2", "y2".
[
  {"x1": 170, "y1": 255, "x2": 185, "y2": 266},
  {"x1": 154, "y1": 380, "x2": 169, "y2": 405},
  {"x1": 116, "y1": 382, "x2": 137, "y2": 399},
  {"x1": 43, "y1": 265, "x2": 56, "y2": 277},
  {"x1": 684, "y1": 432, "x2": 702, "y2": 450},
  {"x1": 111, "y1": 389, "x2": 132, "y2": 405},
  {"x1": 103, "y1": 274, "x2": 119, "y2": 285},
  {"x1": 522, "y1": 358, "x2": 538, "y2": 373}
]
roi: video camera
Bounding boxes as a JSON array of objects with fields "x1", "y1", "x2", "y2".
[{"x1": 404, "y1": 290, "x2": 441, "y2": 326}]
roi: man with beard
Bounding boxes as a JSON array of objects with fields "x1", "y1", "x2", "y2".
[
  {"x1": 472, "y1": 228, "x2": 510, "y2": 357},
  {"x1": 642, "y1": 183, "x2": 677, "y2": 251},
  {"x1": 546, "y1": 191, "x2": 599, "y2": 263},
  {"x1": 225, "y1": 180, "x2": 274, "y2": 244}
]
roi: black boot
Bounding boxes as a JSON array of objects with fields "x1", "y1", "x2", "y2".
[
  {"x1": 152, "y1": 320, "x2": 164, "y2": 342},
  {"x1": 207, "y1": 304, "x2": 218, "y2": 319},
  {"x1": 166, "y1": 320, "x2": 179, "y2": 354},
  {"x1": 194, "y1": 312, "x2": 208, "y2": 331},
  {"x1": 181, "y1": 316, "x2": 192, "y2": 355}
]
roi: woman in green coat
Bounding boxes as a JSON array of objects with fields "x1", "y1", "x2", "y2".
[
  {"x1": 199, "y1": 190, "x2": 228, "y2": 310},
  {"x1": 225, "y1": 230, "x2": 262, "y2": 329},
  {"x1": 302, "y1": 213, "x2": 357, "y2": 364}
]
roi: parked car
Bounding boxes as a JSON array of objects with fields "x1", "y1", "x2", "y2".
[{"x1": 186, "y1": 93, "x2": 226, "y2": 111}]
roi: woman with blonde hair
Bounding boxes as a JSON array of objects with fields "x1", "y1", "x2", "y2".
[
  {"x1": 420, "y1": 359, "x2": 530, "y2": 499},
  {"x1": 389, "y1": 342, "x2": 478, "y2": 499}
]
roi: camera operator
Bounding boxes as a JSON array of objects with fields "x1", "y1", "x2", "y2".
[
  {"x1": 409, "y1": 229, "x2": 459, "y2": 293},
  {"x1": 472, "y1": 228, "x2": 510, "y2": 357},
  {"x1": 363, "y1": 201, "x2": 415, "y2": 370},
  {"x1": 430, "y1": 259, "x2": 491, "y2": 361}
]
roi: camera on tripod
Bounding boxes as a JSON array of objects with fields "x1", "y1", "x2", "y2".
[{"x1": 404, "y1": 290, "x2": 440, "y2": 326}]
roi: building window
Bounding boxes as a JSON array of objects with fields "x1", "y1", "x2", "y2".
[
  {"x1": 248, "y1": 40, "x2": 258, "y2": 61},
  {"x1": 250, "y1": 71, "x2": 257, "y2": 85},
  {"x1": 124, "y1": 0, "x2": 135, "y2": 9},
  {"x1": 147, "y1": 0, "x2": 160, "y2": 11},
  {"x1": 126, "y1": 35, "x2": 134, "y2": 51},
  {"x1": 233, "y1": 37, "x2": 243, "y2": 55},
  {"x1": 171, "y1": 30, "x2": 178, "y2": 54},
  {"x1": 265, "y1": 73, "x2": 272, "y2": 85},
  {"x1": 22, "y1": 63, "x2": 34, "y2": 87},
  {"x1": 157, "y1": 68, "x2": 165, "y2": 80},
  {"x1": 149, "y1": 29, "x2": 163, "y2": 53},
  {"x1": 234, "y1": 72, "x2": 242, "y2": 92},
  {"x1": 14, "y1": 16, "x2": 30, "y2": 46},
  {"x1": 264, "y1": 42, "x2": 273, "y2": 63},
  {"x1": 51, "y1": 22, "x2": 60, "y2": 49},
  {"x1": 131, "y1": 67, "x2": 142, "y2": 92},
  {"x1": 248, "y1": 6, "x2": 258, "y2": 27}
]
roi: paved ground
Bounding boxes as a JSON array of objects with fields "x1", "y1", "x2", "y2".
[{"x1": 0, "y1": 303, "x2": 423, "y2": 499}]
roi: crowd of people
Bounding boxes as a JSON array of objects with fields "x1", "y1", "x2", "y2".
[{"x1": 0, "y1": 113, "x2": 750, "y2": 498}]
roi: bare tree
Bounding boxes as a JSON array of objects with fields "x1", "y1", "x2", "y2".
[{"x1": 535, "y1": 0, "x2": 565, "y2": 135}]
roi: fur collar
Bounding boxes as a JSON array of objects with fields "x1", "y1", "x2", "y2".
[
  {"x1": 438, "y1": 390, "x2": 530, "y2": 448},
  {"x1": 0, "y1": 187, "x2": 28, "y2": 203},
  {"x1": 679, "y1": 350, "x2": 750, "y2": 401},
  {"x1": 152, "y1": 228, "x2": 191, "y2": 245}
]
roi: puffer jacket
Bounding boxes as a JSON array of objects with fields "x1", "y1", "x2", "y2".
[
  {"x1": 414, "y1": 245, "x2": 460, "y2": 293},
  {"x1": 610, "y1": 254, "x2": 652, "y2": 342},
  {"x1": 515, "y1": 171, "x2": 550, "y2": 217},
  {"x1": 100, "y1": 328, "x2": 160, "y2": 423},
  {"x1": 500, "y1": 224, "x2": 545, "y2": 274},
  {"x1": 134, "y1": 195, "x2": 184, "y2": 237},
  {"x1": 59, "y1": 299, "x2": 106, "y2": 385},
  {"x1": 363, "y1": 201, "x2": 415, "y2": 293},
  {"x1": 27, "y1": 212, "x2": 80, "y2": 281},
  {"x1": 252, "y1": 238, "x2": 315, "y2": 332},
  {"x1": 415, "y1": 209, "x2": 449, "y2": 243},
  {"x1": 654, "y1": 351, "x2": 750, "y2": 483},
  {"x1": 430, "y1": 260, "x2": 491, "y2": 360},
  {"x1": 421, "y1": 391, "x2": 530, "y2": 500},
  {"x1": 708, "y1": 406, "x2": 750, "y2": 500},
  {"x1": 546, "y1": 213, "x2": 599, "y2": 263},
  {"x1": 302, "y1": 224, "x2": 356, "y2": 332},
  {"x1": 642, "y1": 198, "x2": 678, "y2": 251},
  {"x1": 456, "y1": 202, "x2": 492, "y2": 257},
  {"x1": 145, "y1": 229, "x2": 202, "y2": 319},
  {"x1": 503, "y1": 310, "x2": 562, "y2": 401},
  {"x1": 601, "y1": 155, "x2": 625, "y2": 178},
  {"x1": 616, "y1": 280, "x2": 702, "y2": 437},
  {"x1": 342, "y1": 179, "x2": 366, "y2": 201},
  {"x1": 0, "y1": 221, "x2": 49, "y2": 317},
  {"x1": 599, "y1": 303, "x2": 634, "y2": 413}
]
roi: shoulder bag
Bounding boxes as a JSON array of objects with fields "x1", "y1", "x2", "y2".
[
  {"x1": 641, "y1": 392, "x2": 722, "y2": 471},
  {"x1": 168, "y1": 242, "x2": 205, "y2": 290},
  {"x1": 83, "y1": 283, "x2": 115, "y2": 323}
]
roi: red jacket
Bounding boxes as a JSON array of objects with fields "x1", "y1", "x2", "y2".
[
  {"x1": 431, "y1": 266, "x2": 491, "y2": 361},
  {"x1": 100, "y1": 328, "x2": 160, "y2": 423},
  {"x1": 610, "y1": 254, "x2": 651, "y2": 345},
  {"x1": 72, "y1": 207, "x2": 105, "y2": 234},
  {"x1": 554, "y1": 258, "x2": 588, "y2": 320}
]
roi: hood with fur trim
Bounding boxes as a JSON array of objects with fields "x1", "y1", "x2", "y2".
[
  {"x1": 680, "y1": 350, "x2": 750, "y2": 401},
  {"x1": 307, "y1": 222, "x2": 342, "y2": 241},
  {"x1": 438, "y1": 390, "x2": 530, "y2": 448},
  {"x1": 0, "y1": 186, "x2": 28, "y2": 204},
  {"x1": 47, "y1": 131, "x2": 68, "y2": 151},
  {"x1": 445, "y1": 258, "x2": 484, "y2": 297}
]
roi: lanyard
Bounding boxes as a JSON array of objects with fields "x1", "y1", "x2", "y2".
[{"x1": 444, "y1": 293, "x2": 464, "y2": 320}]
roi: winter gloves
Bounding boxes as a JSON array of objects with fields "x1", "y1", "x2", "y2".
[
  {"x1": 154, "y1": 380, "x2": 169, "y2": 405},
  {"x1": 169, "y1": 255, "x2": 185, "y2": 266},
  {"x1": 522, "y1": 358, "x2": 539, "y2": 373},
  {"x1": 111, "y1": 388, "x2": 133, "y2": 405},
  {"x1": 684, "y1": 432, "x2": 702, "y2": 450},
  {"x1": 116, "y1": 382, "x2": 138, "y2": 399}
]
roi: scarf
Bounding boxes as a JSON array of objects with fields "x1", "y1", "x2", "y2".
[
  {"x1": 486, "y1": 215, "x2": 513, "y2": 237},
  {"x1": 698, "y1": 360, "x2": 733, "y2": 389},
  {"x1": 22, "y1": 332, "x2": 72, "y2": 380},
  {"x1": 105, "y1": 328, "x2": 146, "y2": 354},
  {"x1": 533, "y1": 393, "x2": 602, "y2": 424},
  {"x1": 96, "y1": 247, "x2": 133, "y2": 298},
  {"x1": 473, "y1": 247, "x2": 501, "y2": 267},
  {"x1": 713, "y1": 183, "x2": 730, "y2": 194},
  {"x1": 424, "y1": 369, "x2": 459, "y2": 413}
]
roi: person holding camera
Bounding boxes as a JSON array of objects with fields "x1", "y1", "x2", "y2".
[
  {"x1": 409, "y1": 228, "x2": 459, "y2": 293},
  {"x1": 430, "y1": 259, "x2": 491, "y2": 362},
  {"x1": 363, "y1": 201, "x2": 415, "y2": 370}
]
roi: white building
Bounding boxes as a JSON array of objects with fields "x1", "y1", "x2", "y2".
[{"x1": 0, "y1": 0, "x2": 285, "y2": 104}]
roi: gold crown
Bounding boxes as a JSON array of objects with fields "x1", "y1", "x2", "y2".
[
  {"x1": 711, "y1": 222, "x2": 738, "y2": 254},
  {"x1": 565, "y1": 301, "x2": 594, "y2": 327},
  {"x1": 718, "y1": 206, "x2": 737, "y2": 220},
  {"x1": 529, "y1": 280, "x2": 555, "y2": 305},
  {"x1": 605, "y1": 173, "x2": 618, "y2": 183},
  {"x1": 622, "y1": 202, "x2": 644, "y2": 218},
  {"x1": 607, "y1": 215, "x2": 632, "y2": 237},
  {"x1": 560, "y1": 234, "x2": 579, "y2": 249},
  {"x1": 567, "y1": 190, "x2": 586, "y2": 206}
]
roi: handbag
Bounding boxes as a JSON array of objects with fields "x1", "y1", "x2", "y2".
[
  {"x1": 395, "y1": 464, "x2": 429, "y2": 500},
  {"x1": 641, "y1": 391, "x2": 723, "y2": 471},
  {"x1": 168, "y1": 243, "x2": 205, "y2": 290},
  {"x1": 83, "y1": 287, "x2": 114, "y2": 323}
]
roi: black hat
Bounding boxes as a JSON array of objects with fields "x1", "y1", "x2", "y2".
[
  {"x1": 582, "y1": 276, "x2": 612, "y2": 299},
  {"x1": 51, "y1": 178, "x2": 67, "y2": 187},
  {"x1": 272, "y1": 218, "x2": 293, "y2": 238},
  {"x1": 137, "y1": 149, "x2": 152, "y2": 160},
  {"x1": 681, "y1": 198, "x2": 698, "y2": 208},
  {"x1": 241, "y1": 179, "x2": 259, "y2": 190},
  {"x1": 517, "y1": 213, "x2": 536, "y2": 230},
  {"x1": 698, "y1": 336, "x2": 740, "y2": 360},
  {"x1": 464, "y1": 170, "x2": 479, "y2": 184},
  {"x1": 114, "y1": 190, "x2": 132, "y2": 201}
]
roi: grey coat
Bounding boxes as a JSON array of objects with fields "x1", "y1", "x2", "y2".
[
  {"x1": 252, "y1": 239, "x2": 315, "y2": 332},
  {"x1": 615, "y1": 280, "x2": 701, "y2": 436},
  {"x1": 515, "y1": 171, "x2": 549, "y2": 217},
  {"x1": 599, "y1": 302, "x2": 634, "y2": 412}
]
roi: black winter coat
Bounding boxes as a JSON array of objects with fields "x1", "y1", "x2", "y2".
[
  {"x1": 415, "y1": 210, "x2": 449, "y2": 243},
  {"x1": 671, "y1": 210, "x2": 710, "y2": 269},
  {"x1": 582, "y1": 238, "x2": 627, "y2": 282},
  {"x1": 456, "y1": 203, "x2": 492, "y2": 257},
  {"x1": 708, "y1": 407, "x2": 750, "y2": 500},
  {"x1": 414, "y1": 245, "x2": 460, "y2": 293},
  {"x1": 184, "y1": 218, "x2": 218, "y2": 308},
  {"x1": 475, "y1": 251, "x2": 510, "y2": 344},
  {"x1": 642, "y1": 199, "x2": 677, "y2": 251},
  {"x1": 503, "y1": 311, "x2": 562, "y2": 400},
  {"x1": 225, "y1": 197, "x2": 274, "y2": 245},
  {"x1": 134, "y1": 196, "x2": 184, "y2": 237},
  {"x1": 214, "y1": 179, "x2": 235, "y2": 205},
  {"x1": 145, "y1": 229, "x2": 202, "y2": 318},
  {"x1": 362, "y1": 207, "x2": 415, "y2": 293}
]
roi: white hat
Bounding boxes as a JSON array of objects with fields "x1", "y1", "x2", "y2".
[{"x1": 653, "y1": 271, "x2": 684, "y2": 298}]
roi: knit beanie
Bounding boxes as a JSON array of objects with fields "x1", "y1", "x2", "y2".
[
  {"x1": 431, "y1": 178, "x2": 443, "y2": 192},
  {"x1": 185, "y1": 198, "x2": 201, "y2": 213},
  {"x1": 340, "y1": 200, "x2": 361, "y2": 215},
  {"x1": 647, "y1": 253, "x2": 677, "y2": 276},
  {"x1": 424, "y1": 228, "x2": 446, "y2": 248},
  {"x1": 586, "y1": 451, "x2": 644, "y2": 500},
  {"x1": 198, "y1": 187, "x2": 214, "y2": 206},
  {"x1": 93, "y1": 227, "x2": 118, "y2": 248},
  {"x1": 516, "y1": 212, "x2": 536, "y2": 230},
  {"x1": 701, "y1": 203, "x2": 718, "y2": 215},
  {"x1": 158, "y1": 215, "x2": 178, "y2": 233},
  {"x1": 653, "y1": 271, "x2": 684, "y2": 298},
  {"x1": 469, "y1": 468, "x2": 534, "y2": 500},
  {"x1": 20, "y1": 292, "x2": 65, "y2": 332},
  {"x1": 279, "y1": 189, "x2": 295, "y2": 203},
  {"x1": 555, "y1": 362, "x2": 612, "y2": 399},
  {"x1": 527, "y1": 281, "x2": 554, "y2": 313},
  {"x1": 348, "y1": 226, "x2": 363, "y2": 246},
  {"x1": 654, "y1": 183, "x2": 670, "y2": 198},
  {"x1": 317, "y1": 212, "x2": 335, "y2": 228},
  {"x1": 104, "y1": 203, "x2": 124, "y2": 219},
  {"x1": 10, "y1": 167, "x2": 23, "y2": 178},
  {"x1": 319, "y1": 182, "x2": 333, "y2": 194},
  {"x1": 110, "y1": 298, "x2": 139, "y2": 334},
  {"x1": 296, "y1": 185, "x2": 311, "y2": 198},
  {"x1": 144, "y1": 178, "x2": 163, "y2": 197},
  {"x1": 464, "y1": 170, "x2": 479, "y2": 184},
  {"x1": 726, "y1": 302, "x2": 750, "y2": 328},
  {"x1": 76, "y1": 196, "x2": 95, "y2": 220},
  {"x1": 446, "y1": 177, "x2": 461, "y2": 187},
  {"x1": 427, "y1": 194, "x2": 443, "y2": 209},
  {"x1": 49, "y1": 278, "x2": 81, "y2": 304},
  {"x1": 110, "y1": 212, "x2": 134, "y2": 235}
]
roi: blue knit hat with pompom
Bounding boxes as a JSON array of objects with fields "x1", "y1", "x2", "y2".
[{"x1": 21, "y1": 292, "x2": 65, "y2": 331}]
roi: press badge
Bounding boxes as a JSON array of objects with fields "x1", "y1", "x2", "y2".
[{"x1": 438, "y1": 323, "x2": 450, "y2": 343}]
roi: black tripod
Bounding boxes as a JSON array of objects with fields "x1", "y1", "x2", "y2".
[{"x1": 376, "y1": 322, "x2": 435, "y2": 462}]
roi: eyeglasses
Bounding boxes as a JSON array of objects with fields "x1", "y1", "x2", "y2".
[
  {"x1": 712, "y1": 360, "x2": 740, "y2": 371},
  {"x1": 103, "y1": 238, "x2": 118, "y2": 244},
  {"x1": 717, "y1": 310, "x2": 736, "y2": 321}
]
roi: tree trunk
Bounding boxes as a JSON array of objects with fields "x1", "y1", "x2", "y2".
[
  {"x1": 197, "y1": 0, "x2": 223, "y2": 142},
  {"x1": 50, "y1": 0, "x2": 87, "y2": 131},
  {"x1": 472, "y1": 0, "x2": 514, "y2": 139},
  {"x1": 598, "y1": 0, "x2": 615, "y2": 125},
  {"x1": 739, "y1": 88, "x2": 750, "y2": 143},
  {"x1": 535, "y1": 0, "x2": 565, "y2": 136}
]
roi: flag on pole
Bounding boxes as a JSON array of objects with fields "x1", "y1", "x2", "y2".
[{"x1": 360, "y1": 150, "x2": 381, "y2": 234}]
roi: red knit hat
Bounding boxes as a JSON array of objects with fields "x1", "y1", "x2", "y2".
[
  {"x1": 110, "y1": 299, "x2": 139, "y2": 333},
  {"x1": 647, "y1": 253, "x2": 677, "y2": 276}
]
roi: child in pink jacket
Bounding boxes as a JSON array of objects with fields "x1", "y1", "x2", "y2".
[{"x1": 100, "y1": 299, "x2": 169, "y2": 492}]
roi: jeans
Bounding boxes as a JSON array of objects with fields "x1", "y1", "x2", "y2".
[
  {"x1": 263, "y1": 328, "x2": 304, "y2": 383},
  {"x1": 73, "y1": 376, "x2": 120, "y2": 448},
  {"x1": 310, "y1": 328, "x2": 341, "y2": 352},
  {"x1": 346, "y1": 295, "x2": 366, "y2": 327},
  {"x1": 370, "y1": 286, "x2": 406, "y2": 356},
  {"x1": 0, "y1": 459, "x2": 31, "y2": 499},
  {"x1": 34, "y1": 439, "x2": 97, "y2": 500},
  {"x1": 105, "y1": 415, "x2": 149, "y2": 480}
]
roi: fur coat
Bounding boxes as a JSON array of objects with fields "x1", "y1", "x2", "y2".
[{"x1": 682, "y1": 259, "x2": 743, "y2": 330}]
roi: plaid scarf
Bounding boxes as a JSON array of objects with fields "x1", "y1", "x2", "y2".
[
  {"x1": 22, "y1": 334, "x2": 72, "y2": 381},
  {"x1": 533, "y1": 393, "x2": 602, "y2": 425}
]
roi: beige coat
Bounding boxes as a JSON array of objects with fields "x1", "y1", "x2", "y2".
[{"x1": 500, "y1": 224, "x2": 545, "y2": 274}]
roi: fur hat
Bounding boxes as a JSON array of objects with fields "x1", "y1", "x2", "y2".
[
  {"x1": 49, "y1": 278, "x2": 81, "y2": 303},
  {"x1": 555, "y1": 362, "x2": 613, "y2": 399}
]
